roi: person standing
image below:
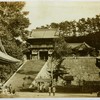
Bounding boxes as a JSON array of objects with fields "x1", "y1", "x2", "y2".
[
  {"x1": 8, "y1": 84, "x2": 12, "y2": 94},
  {"x1": 5, "y1": 86, "x2": 8, "y2": 94},
  {"x1": 22, "y1": 82, "x2": 25, "y2": 89},
  {"x1": 48, "y1": 86, "x2": 51, "y2": 96},
  {"x1": 52, "y1": 86, "x2": 56, "y2": 96},
  {"x1": 42, "y1": 84, "x2": 46, "y2": 92},
  {"x1": 12, "y1": 89, "x2": 16, "y2": 94},
  {"x1": 39, "y1": 84, "x2": 43, "y2": 92}
]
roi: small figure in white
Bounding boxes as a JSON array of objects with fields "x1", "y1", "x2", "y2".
[
  {"x1": 48, "y1": 86, "x2": 52, "y2": 96},
  {"x1": 52, "y1": 86, "x2": 56, "y2": 96},
  {"x1": 39, "y1": 84, "x2": 43, "y2": 92}
]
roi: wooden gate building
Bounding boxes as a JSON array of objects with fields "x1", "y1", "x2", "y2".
[{"x1": 26, "y1": 29, "x2": 59, "y2": 60}]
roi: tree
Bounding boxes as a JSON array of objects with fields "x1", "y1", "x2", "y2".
[
  {"x1": 0, "y1": 2, "x2": 30, "y2": 59},
  {"x1": 53, "y1": 58, "x2": 67, "y2": 82},
  {"x1": 52, "y1": 36, "x2": 72, "y2": 59},
  {"x1": 48, "y1": 57, "x2": 67, "y2": 83},
  {"x1": 77, "y1": 18, "x2": 87, "y2": 36},
  {"x1": 50, "y1": 23, "x2": 59, "y2": 29},
  {"x1": 49, "y1": 36, "x2": 72, "y2": 82},
  {"x1": 0, "y1": 2, "x2": 30, "y2": 82},
  {"x1": 37, "y1": 13, "x2": 100, "y2": 50}
]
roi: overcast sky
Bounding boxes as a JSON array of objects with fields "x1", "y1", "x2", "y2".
[{"x1": 24, "y1": 0, "x2": 100, "y2": 30}]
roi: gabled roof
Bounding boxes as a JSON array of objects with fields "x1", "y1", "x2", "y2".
[
  {"x1": 68, "y1": 42, "x2": 93, "y2": 50},
  {"x1": 28, "y1": 29, "x2": 59, "y2": 39},
  {"x1": 73, "y1": 42, "x2": 93, "y2": 50},
  {"x1": 0, "y1": 51, "x2": 20, "y2": 63},
  {"x1": 67, "y1": 43, "x2": 82, "y2": 48}
]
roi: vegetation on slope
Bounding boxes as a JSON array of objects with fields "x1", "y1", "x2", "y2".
[
  {"x1": 62, "y1": 57, "x2": 100, "y2": 85},
  {"x1": 5, "y1": 60, "x2": 45, "y2": 91}
]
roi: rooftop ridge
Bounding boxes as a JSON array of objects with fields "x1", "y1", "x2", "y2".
[{"x1": 32, "y1": 28, "x2": 58, "y2": 31}]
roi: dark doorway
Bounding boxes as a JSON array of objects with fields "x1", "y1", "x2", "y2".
[
  {"x1": 26, "y1": 52, "x2": 32, "y2": 60},
  {"x1": 39, "y1": 51, "x2": 48, "y2": 60}
]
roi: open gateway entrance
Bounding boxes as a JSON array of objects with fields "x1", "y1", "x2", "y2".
[{"x1": 39, "y1": 51, "x2": 48, "y2": 60}]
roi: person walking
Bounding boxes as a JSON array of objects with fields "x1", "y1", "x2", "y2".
[
  {"x1": 52, "y1": 86, "x2": 56, "y2": 96},
  {"x1": 48, "y1": 86, "x2": 52, "y2": 96}
]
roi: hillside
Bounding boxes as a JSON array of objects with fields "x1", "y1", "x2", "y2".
[
  {"x1": 4, "y1": 60, "x2": 45, "y2": 91},
  {"x1": 61, "y1": 57, "x2": 100, "y2": 85}
]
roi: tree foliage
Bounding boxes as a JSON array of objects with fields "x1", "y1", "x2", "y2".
[
  {"x1": 40, "y1": 14, "x2": 100, "y2": 37},
  {"x1": 52, "y1": 36, "x2": 72, "y2": 59},
  {"x1": 0, "y1": 2, "x2": 30, "y2": 59},
  {"x1": 53, "y1": 58, "x2": 67, "y2": 82},
  {"x1": 38, "y1": 14, "x2": 100, "y2": 50},
  {"x1": 48, "y1": 57, "x2": 67, "y2": 82}
]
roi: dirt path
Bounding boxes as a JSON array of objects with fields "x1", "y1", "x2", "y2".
[{"x1": 2, "y1": 92, "x2": 97, "y2": 98}]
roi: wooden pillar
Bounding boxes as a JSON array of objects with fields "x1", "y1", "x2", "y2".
[{"x1": 38, "y1": 51, "x2": 40, "y2": 59}]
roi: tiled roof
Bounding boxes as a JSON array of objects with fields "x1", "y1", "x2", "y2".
[
  {"x1": 28, "y1": 29, "x2": 59, "y2": 39},
  {"x1": 67, "y1": 43, "x2": 82, "y2": 48},
  {"x1": 73, "y1": 42, "x2": 93, "y2": 50},
  {"x1": 0, "y1": 51, "x2": 20, "y2": 63},
  {"x1": 68, "y1": 42, "x2": 93, "y2": 49}
]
